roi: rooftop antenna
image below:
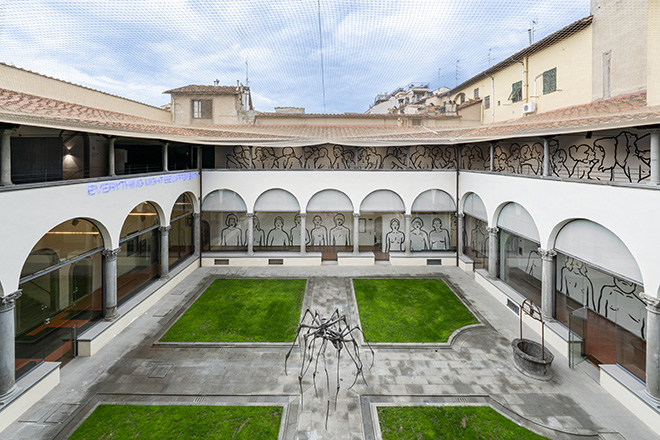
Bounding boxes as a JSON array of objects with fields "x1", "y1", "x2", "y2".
[
  {"x1": 528, "y1": 19, "x2": 538, "y2": 45},
  {"x1": 488, "y1": 48, "x2": 492, "y2": 67},
  {"x1": 245, "y1": 60, "x2": 249, "y2": 86},
  {"x1": 213, "y1": 79, "x2": 220, "y2": 86},
  {"x1": 455, "y1": 60, "x2": 460, "y2": 87}
]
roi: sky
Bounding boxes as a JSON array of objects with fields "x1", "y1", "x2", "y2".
[{"x1": 0, "y1": 0, "x2": 591, "y2": 114}]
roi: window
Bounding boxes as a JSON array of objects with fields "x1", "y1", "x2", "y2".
[
  {"x1": 543, "y1": 68, "x2": 557, "y2": 94},
  {"x1": 484, "y1": 95, "x2": 490, "y2": 109},
  {"x1": 473, "y1": 88, "x2": 479, "y2": 99},
  {"x1": 192, "y1": 99, "x2": 212, "y2": 119},
  {"x1": 508, "y1": 81, "x2": 522, "y2": 102},
  {"x1": 456, "y1": 93, "x2": 466, "y2": 104}
]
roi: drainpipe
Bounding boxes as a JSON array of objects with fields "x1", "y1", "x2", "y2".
[
  {"x1": 533, "y1": 73, "x2": 544, "y2": 107},
  {"x1": 514, "y1": 59, "x2": 528, "y2": 103}
]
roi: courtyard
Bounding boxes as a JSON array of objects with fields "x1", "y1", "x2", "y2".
[{"x1": 2, "y1": 266, "x2": 656, "y2": 439}]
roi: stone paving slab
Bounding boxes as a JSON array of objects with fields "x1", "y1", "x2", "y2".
[{"x1": 1, "y1": 266, "x2": 658, "y2": 440}]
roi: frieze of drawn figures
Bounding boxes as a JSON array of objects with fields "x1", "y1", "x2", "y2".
[
  {"x1": 216, "y1": 144, "x2": 458, "y2": 170},
  {"x1": 556, "y1": 253, "x2": 646, "y2": 340},
  {"x1": 381, "y1": 213, "x2": 456, "y2": 252}
]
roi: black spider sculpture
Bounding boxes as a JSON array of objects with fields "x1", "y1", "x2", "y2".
[{"x1": 285, "y1": 308, "x2": 374, "y2": 428}]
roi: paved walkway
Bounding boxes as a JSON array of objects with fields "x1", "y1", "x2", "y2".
[{"x1": 1, "y1": 266, "x2": 657, "y2": 439}]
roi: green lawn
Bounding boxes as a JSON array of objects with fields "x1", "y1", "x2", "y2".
[
  {"x1": 68, "y1": 405, "x2": 282, "y2": 440},
  {"x1": 353, "y1": 278, "x2": 477, "y2": 342},
  {"x1": 161, "y1": 278, "x2": 305, "y2": 342},
  {"x1": 378, "y1": 406, "x2": 548, "y2": 440}
]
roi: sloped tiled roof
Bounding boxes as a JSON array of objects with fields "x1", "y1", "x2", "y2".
[
  {"x1": 163, "y1": 85, "x2": 241, "y2": 95},
  {"x1": 1, "y1": 87, "x2": 659, "y2": 145}
]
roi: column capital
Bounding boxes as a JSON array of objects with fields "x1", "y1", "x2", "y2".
[
  {"x1": 0, "y1": 127, "x2": 18, "y2": 136},
  {"x1": 649, "y1": 128, "x2": 660, "y2": 135},
  {"x1": 159, "y1": 225, "x2": 172, "y2": 233},
  {"x1": 538, "y1": 248, "x2": 557, "y2": 261},
  {"x1": 353, "y1": 212, "x2": 360, "y2": 218},
  {"x1": 247, "y1": 212, "x2": 254, "y2": 218},
  {"x1": 102, "y1": 247, "x2": 121, "y2": 260},
  {"x1": 486, "y1": 226, "x2": 499, "y2": 234},
  {"x1": 404, "y1": 213, "x2": 412, "y2": 219},
  {"x1": 641, "y1": 293, "x2": 660, "y2": 314},
  {"x1": 457, "y1": 213, "x2": 465, "y2": 219},
  {"x1": 300, "y1": 212, "x2": 307, "y2": 218},
  {"x1": 0, "y1": 290, "x2": 22, "y2": 312}
]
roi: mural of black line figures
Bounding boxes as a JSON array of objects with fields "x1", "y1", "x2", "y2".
[
  {"x1": 559, "y1": 256, "x2": 596, "y2": 311},
  {"x1": 329, "y1": 213, "x2": 351, "y2": 246},
  {"x1": 409, "y1": 217, "x2": 429, "y2": 250},
  {"x1": 432, "y1": 146, "x2": 458, "y2": 169},
  {"x1": 381, "y1": 147, "x2": 408, "y2": 170},
  {"x1": 220, "y1": 213, "x2": 243, "y2": 246},
  {"x1": 385, "y1": 217, "x2": 405, "y2": 252},
  {"x1": 461, "y1": 144, "x2": 489, "y2": 171},
  {"x1": 251, "y1": 147, "x2": 304, "y2": 169},
  {"x1": 330, "y1": 145, "x2": 355, "y2": 169},
  {"x1": 519, "y1": 142, "x2": 544, "y2": 175},
  {"x1": 309, "y1": 214, "x2": 328, "y2": 245},
  {"x1": 599, "y1": 276, "x2": 646, "y2": 339},
  {"x1": 524, "y1": 248, "x2": 541, "y2": 279},
  {"x1": 290, "y1": 213, "x2": 310, "y2": 246},
  {"x1": 357, "y1": 147, "x2": 383, "y2": 169},
  {"x1": 252, "y1": 147, "x2": 278, "y2": 169},
  {"x1": 492, "y1": 145, "x2": 510, "y2": 173},
  {"x1": 249, "y1": 214, "x2": 266, "y2": 247},
  {"x1": 266, "y1": 215, "x2": 291, "y2": 246},
  {"x1": 467, "y1": 218, "x2": 488, "y2": 255},
  {"x1": 223, "y1": 146, "x2": 251, "y2": 169},
  {"x1": 409, "y1": 146, "x2": 434, "y2": 170},
  {"x1": 551, "y1": 130, "x2": 650, "y2": 183}
]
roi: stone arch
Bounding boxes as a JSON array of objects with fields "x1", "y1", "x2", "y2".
[
  {"x1": 306, "y1": 189, "x2": 354, "y2": 213},
  {"x1": 172, "y1": 190, "x2": 200, "y2": 213},
  {"x1": 494, "y1": 201, "x2": 539, "y2": 242},
  {"x1": 411, "y1": 189, "x2": 456, "y2": 212},
  {"x1": 460, "y1": 192, "x2": 488, "y2": 221},
  {"x1": 359, "y1": 189, "x2": 405, "y2": 213},
  {"x1": 120, "y1": 201, "x2": 163, "y2": 238},
  {"x1": 202, "y1": 189, "x2": 248, "y2": 212},
  {"x1": 254, "y1": 188, "x2": 300, "y2": 212}
]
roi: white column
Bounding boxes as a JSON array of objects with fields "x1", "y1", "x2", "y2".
[
  {"x1": 1, "y1": 128, "x2": 15, "y2": 186},
  {"x1": 487, "y1": 226, "x2": 499, "y2": 279},
  {"x1": 159, "y1": 226, "x2": 171, "y2": 279},
  {"x1": 353, "y1": 213, "x2": 360, "y2": 254},
  {"x1": 641, "y1": 293, "x2": 660, "y2": 403},
  {"x1": 489, "y1": 142, "x2": 495, "y2": 172},
  {"x1": 542, "y1": 137, "x2": 551, "y2": 177},
  {"x1": 247, "y1": 213, "x2": 254, "y2": 255},
  {"x1": 108, "y1": 137, "x2": 116, "y2": 177},
  {"x1": 538, "y1": 248, "x2": 557, "y2": 320},
  {"x1": 300, "y1": 213, "x2": 306, "y2": 254},
  {"x1": 0, "y1": 291, "x2": 21, "y2": 402},
  {"x1": 102, "y1": 248, "x2": 120, "y2": 320},
  {"x1": 162, "y1": 142, "x2": 169, "y2": 172},
  {"x1": 196, "y1": 145, "x2": 202, "y2": 169},
  {"x1": 650, "y1": 130, "x2": 660, "y2": 185},
  {"x1": 457, "y1": 213, "x2": 465, "y2": 256},
  {"x1": 193, "y1": 213, "x2": 201, "y2": 255},
  {"x1": 404, "y1": 214, "x2": 412, "y2": 254}
]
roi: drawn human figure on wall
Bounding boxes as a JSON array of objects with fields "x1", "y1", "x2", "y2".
[
  {"x1": 524, "y1": 249, "x2": 541, "y2": 279},
  {"x1": 409, "y1": 146, "x2": 431, "y2": 169},
  {"x1": 267, "y1": 216, "x2": 290, "y2": 246},
  {"x1": 599, "y1": 276, "x2": 645, "y2": 338},
  {"x1": 247, "y1": 215, "x2": 265, "y2": 247},
  {"x1": 492, "y1": 145, "x2": 509, "y2": 172},
  {"x1": 282, "y1": 147, "x2": 302, "y2": 169},
  {"x1": 329, "y1": 213, "x2": 351, "y2": 246},
  {"x1": 409, "y1": 217, "x2": 429, "y2": 251},
  {"x1": 331, "y1": 145, "x2": 349, "y2": 169},
  {"x1": 305, "y1": 147, "x2": 318, "y2": 169},
  {"x1": 508, "y1": 143, "x2": 521, "y2": 174},
  {"x1": 443, "y1": 147, "x2": 457, "y2": 169},
  {"x1": 226, "y1": 146, "x2": 250, "y2": 169},
  {"x1": 551, "y1": 148, "x2": 570, "y2": 177},
  {"x1": 462, "y1": 145, "x2": 487, "y2": 170},
  {"x1": 470, "y1": 222, "x2": 487, "y2": 254},
  {"x1": 365, "y1": 147, "x2": 383, "y2": 169},
  {"x1": 221, "y1": 213, "x2": 242, "y2": 246},
  {"x1": 310, "y1": 215, "x2": 328, "y2": 245},
  {"x1": 559, "y1": 257, "x2": 595, "y2": 310},
  {"x1": 252, "y1": 147, "x2": 264, "y2": 169},
  {"x1": 568, "y1": 144, "x2": 600, "y2": 179},
  {"x1": 429, "y1": 217, "x2": 450, "y2": 250},
  {"x1": 314, "y1": 147, "x2": 332, "y2": 169},
  {"x1": 385, "y1": 218, "x2": 405, "y2": 252},
  {"x1": 290, "y1": 213, "x2": 310, "y2": 246},
  {"x1": 520, "y1": 143, "x2": 543, "y2": 175},
  {"x1": 259, "y1": 147, "x2": 279, "y2": 169},
  {"x1": 382, "y1": 147, "x2": 407, "y2": 169}
]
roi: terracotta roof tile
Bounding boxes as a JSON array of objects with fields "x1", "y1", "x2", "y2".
[{"x1": 163, "y1": 85, "x2": 241, "y2": 95}]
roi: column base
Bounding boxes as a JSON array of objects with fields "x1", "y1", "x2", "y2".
[
  {"x1": 541, "y1": 313, "x2": 555, "y2": 323},
  {"x1": 104, "y1": 309, "x2": 120, "y2": 322},
  {"x1": 644, "y1": 389, "x2": 660, "y2": 408},
  {"x1": 159, "y1": 274, "x2": 170, "y2": 280},
  {"x1": 0, "y1": 385, "x2": 21, "y2": 406},
  {"x1": 0, "y1": 182, "x2": 14, "y2": 187}
]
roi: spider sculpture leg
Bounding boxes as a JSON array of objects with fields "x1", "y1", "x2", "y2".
[{"x1": 284, "y1": 308, "x2": 317, "y2": 375}]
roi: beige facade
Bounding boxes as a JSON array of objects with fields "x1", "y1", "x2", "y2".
[
  {"x1": 647, "y1": 0, "x2": 660, "y2": 106},
  {"x1": 591, "y1": 0, "x2": 648, "y2": 100},
  {"x1": 169, "y1": 94, "x2": 242, "y2": 125},
  {"x1": 0, "y1": 63, "x2": 170, "y2": 122}
]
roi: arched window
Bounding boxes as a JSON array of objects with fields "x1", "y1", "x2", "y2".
[
  {"x1": 359, "y1": 190, "x2": 405, "y2": 257},
  {"x1": 554, "y1": 219, "x2": 645, "y2": 381},
  {"x1": 410, "y1": 189, "x2": 456, "y2": 252},
  {"x1": 16, "y1": 218, "x2": 104, "y2": 380},
  {"x1": 254, "y1": 189, "x2": 300, "y2": 252},
  {"x1": 118, "y1": 202, "x2": 160, "y2": 304},
  {"x1": 306, "y1": 190, "x2": 354, "y2": 259},
  {"x1": 170, "y1": 193, "x2": 195, "y2": 268},
  {"x1": 201, "y1": 189, "x2": 248, "y2": 251}
]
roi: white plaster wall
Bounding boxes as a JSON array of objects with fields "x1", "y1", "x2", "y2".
[
  {"x1": 459, "y1": 172, "x2": 660, "y2": 297},
  {"x1": 202, "y1": 170, "x2": 457, "y2": 216},
  {"x1": 0, "y1": 172, "x2": 199, "y2": 293}
]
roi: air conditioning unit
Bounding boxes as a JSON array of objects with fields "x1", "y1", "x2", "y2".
[{"x1": 522, "y1": 102, "x2": 537, "y2": 114}]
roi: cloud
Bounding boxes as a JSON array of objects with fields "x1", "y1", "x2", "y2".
[{"x1": 0, "y1": 0, "x2": 591, "y2": 113}]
